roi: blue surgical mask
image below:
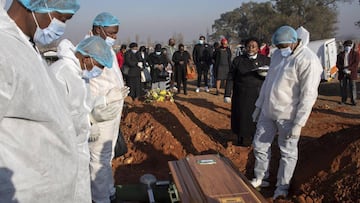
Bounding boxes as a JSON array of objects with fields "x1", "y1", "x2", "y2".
[
  {"x1": 82, "y1": 59, "x2": 103, "y2": 79},
  {"x1": 82, "y1": 66, "x2": 103, "y2": 79},
  {"x1": 32, "y1": 12, "x2": 66, "y2": 45},
  {"x1": 105, "y1": 36, "x2": 116, "y2": 47},
  {"x1": 280, "y1": 47, "x2": 292, "y2": 57}
]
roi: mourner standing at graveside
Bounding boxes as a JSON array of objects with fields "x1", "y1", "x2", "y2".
[{"x1": 224, "y1": 37, "x2": 270, "y2": 147}]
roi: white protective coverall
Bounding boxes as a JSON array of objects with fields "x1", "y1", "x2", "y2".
[
  {"x1": 49, "y1": 39, "x2": 93, "y2": 203},
  {"x1": 88, "y1": 46, "x2": 125, "y2": 202},
  {"x1": 0, "y1": 7, "x2": 79, "y2": 202},
  {"x1": 253, "y1": 31, "x2": 323, "y2": 192}
]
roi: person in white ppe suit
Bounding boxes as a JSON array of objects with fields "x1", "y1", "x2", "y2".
[
  {"x1": 0, "y1": 0, "x2": 80, "y2": 202},
  {"x1": 250, "y1": 26, "x2": 323, "y2": 200},
  {"x1": 86, "y1": 12, "x2": 127, "y2": 203},
  {"x1": 50, "y1": 36, "x2": 129, "y2": 203}
]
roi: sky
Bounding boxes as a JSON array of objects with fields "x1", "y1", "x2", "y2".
[{"x1": 4, "y1": 0, "x2": 360, "y2": 45}]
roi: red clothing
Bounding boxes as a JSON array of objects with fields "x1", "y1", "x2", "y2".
[
  {"x1": 258, "y1": 45, "x2": 270, "y2": 57},
  {"x1": 116, "y1": 51, "x2": 124, "y2": 69},
  {"x1": 336, "y1": 49, "x2": 360, "y2": 80}
]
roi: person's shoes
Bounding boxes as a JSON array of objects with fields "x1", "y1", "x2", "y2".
[
  {"x1": 195, "y1": 88, "x2": 200, "y2": 93},
  {"x1": 351, "y1": 101, "x2": 357, "y2": 106},
  {"x1": 235, "y1": 136, "x2": 252, "y2": 147},
  {"x1": 172, "y1": 86, "x2": 178, "y2": 91},
  {"x1": 205, "y1": 86, "x2": 210, "y2": 92},
  {"x1": 184, "y1": 91, "x2": 188, "y2": 95},
  {"x1": 250, "y1": 178, "x2": 270, "y2": 188},
  {"x1": 273, "y1": 187, "x2": 288, "y2": 200},
  {"x1": 215, "y1": 90, "x2": 219, "y2": 95},
  {"x1": 338, "y1": 101, "x2": 345, "y2": 105}
]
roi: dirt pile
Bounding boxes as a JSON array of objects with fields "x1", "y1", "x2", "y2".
[{"x1": 112, "y1": 81, "x2": 360, "y2": 202}]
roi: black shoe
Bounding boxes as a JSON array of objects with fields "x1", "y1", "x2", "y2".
[
  {"x1": 338, "y1": 101, "x2": 345, "y2": 105},
  {"x1": 351, "y1": 102, "x2": 357, "y2": 106},
  {"x1": 235, "y1": 136, "x2": 252, "y2": 147}
]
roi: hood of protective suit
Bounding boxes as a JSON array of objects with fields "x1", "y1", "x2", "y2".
[
  {"x1": 296, "y1": 26, "x2": 310, "y2": 47},
  {"x1": 57, "y1": 39, "x2": 81, "y2": 73}
]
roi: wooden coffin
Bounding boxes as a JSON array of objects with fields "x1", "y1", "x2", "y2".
[{"x1": 168, "y1": 154, "x2": 266, "y2": 203}]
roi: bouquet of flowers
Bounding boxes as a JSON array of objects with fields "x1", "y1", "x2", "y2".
[{"x1": 144, "y1": 88, "x2": 174, "y2": 103}]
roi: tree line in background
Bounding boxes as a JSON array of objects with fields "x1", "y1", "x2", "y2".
[{"x1": 211, "y1": 0, "x2": 359, "y2": 44}]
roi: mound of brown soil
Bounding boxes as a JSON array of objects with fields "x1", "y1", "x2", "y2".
[{"x1": 112, "y1": 80, "x2": 360, "y2": 202}]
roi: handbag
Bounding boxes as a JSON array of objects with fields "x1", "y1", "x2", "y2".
[
  {"x1": 114, "y1": 129, "x2": 128, "y2": 158},
  {"x1": 122, "y1": 65, "x2": 130, "y2": 76},
  {"x1": 186, "y1": 65, "x2": 197, "y2": 79},
  {"x1": 141, "y1": 66, "x2": 152, "y2": 82}
]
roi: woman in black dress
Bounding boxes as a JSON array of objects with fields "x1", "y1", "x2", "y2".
[
  {"x1": 225, "y1": 37, "x2": 270, "y2": 146},
  {"x1": 172, "y1": 44, "x2": 191, "y2": 95}
]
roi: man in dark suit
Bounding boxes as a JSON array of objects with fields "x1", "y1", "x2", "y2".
[{"x1": 192, "y1": 35, "x2": 213, "y2": 93}]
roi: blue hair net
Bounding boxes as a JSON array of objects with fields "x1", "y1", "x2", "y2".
[
  {"x1": 272, "y1": 25, "x2": 298, "y2": 45},
  {"x1": 18, "y1": 0, "x2": 80, "y2": 14},
  {"x1": 75, "y1": 36, "x2": 113, "y2": 68},
  {"x1": 93, "y1": 12, "x2": 120, "y2": 27}
]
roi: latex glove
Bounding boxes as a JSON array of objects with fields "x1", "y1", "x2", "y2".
[
  {"x1": 105, "y1": 86, "x2": 130, "y2": 105},
  {"x1": 286, "y1": 124, "x2": 302, "y2": 139},
  {"x1": 137, "y1": 62, "x2": 143, "y2": 68},
  {"x1": 343, "y1": 68, "x2": 351, "y2": 74},
  {"x1": 88, "y1": 124, "x2": 100, "y2": 142},
  {"x1": 252, "y1": 107, "x2": 261, "y2": 122},
  {"x1": 91, "y1": 102, "x2": 121, "y2": 122},
  {"x1": 224, "y1": 97, "x2": 231, "y2": 103}
]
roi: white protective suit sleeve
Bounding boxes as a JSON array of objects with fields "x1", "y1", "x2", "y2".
[{"x1": 292, "y1": 48, "x2": 322, "y2": 126}]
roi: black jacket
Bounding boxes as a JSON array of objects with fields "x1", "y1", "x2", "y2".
[
  {"x1": 192, "y1": 43, "x2": 213, "y2": 66},
  {"x1": 124, "y1": 50, "x2": 140, "y2": 77},
  {"x1": 148, "y1": 52, "x2": 168, "y2": 82},
  {"x1": 213, "y1": 46, "x2": 232, "y2": 77},
  {"x1": 136, "y1": 51, "x2": 150, "y2": 67}
]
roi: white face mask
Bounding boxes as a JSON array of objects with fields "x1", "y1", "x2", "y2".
[
  {"x1": 280, "y1": 47, "x2": 292, "y2": 57},
  {"x1": 32, "y1": 12, "x2": 66, "y2": 45},
  {"x1": 105, "y1": 36, "x2": 116, "y2": 47},
  {"x1": 82, "y1": 59, "x2": 103, "y2": 79},
  {"x1": 155, "y1": 51, "x2": 161, "y2": 55},
  {"x1": 101, "y1": 27, "x2": 116, "y2": 47},
  {"x1": 344, "y1": 46, "x2": 352, "y2": 52},
  {"x1": 131, "y1": 49, "x2": 137, "y2": 54},
  {"x1": 199, "y1": 40, "x2": 204, "y2": 44}
]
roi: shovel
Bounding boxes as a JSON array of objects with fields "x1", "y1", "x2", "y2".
[{"x1": 140, "y1": 174, "x2": 157, "y2": 203}]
